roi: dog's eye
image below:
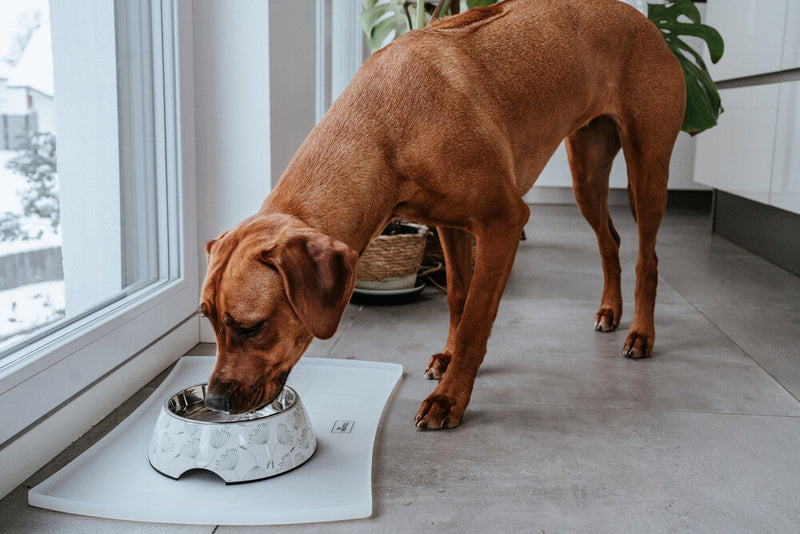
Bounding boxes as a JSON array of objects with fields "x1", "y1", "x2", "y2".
[{"x1": 234, "y1": 320, "x2": 265, "y2": 339}]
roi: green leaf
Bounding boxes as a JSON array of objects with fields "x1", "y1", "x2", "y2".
[
  {"x1": 359, "y1": 1, "x2": 410, "y2": 52},
  {"x1": 681, "y1": 64, "x2": 718, "y2": 134},
  {"x1": 359, "y1": 3, "x2": 400, "y2": 34},
  {"x1": 662, "y1": 22, "x2": 724, "y2": 62},
  {"x1": 371, "y1": 13, "x2": 409, "y2": 50},
  {"x1": 648, "y1": 0, "x2": 725, "y2": 135},
  {"x1": 466, "y1": 0, "x2": 497, "y2": 8},
  {"x1": 649, "y1": 0, "x2": 701, "y2": 24},
  {"x1": 360, "y1": 0, "x2": 499, "y2": 53}
]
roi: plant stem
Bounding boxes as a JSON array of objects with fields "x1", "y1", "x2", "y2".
[
  {"x1": 416, "y1": 0, "x2": 425, "y2": 29},
  {"x1": 430, "y1": 0, "x2": 451, "y2": 22},
  {"x1": 402, "y1": 2, "x2": 413, "y2": 31}
]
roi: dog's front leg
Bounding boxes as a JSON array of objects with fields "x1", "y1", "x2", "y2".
[
  {"x1": 424, "y1": 227, "x2": 473, "y2": 380},
  {"x1": 415, "y1": 212, "x2": 528, "y2": 430}
]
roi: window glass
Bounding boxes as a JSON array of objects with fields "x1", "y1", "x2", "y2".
[{"x1": 0, "y1": 0, "x2": 162, "y2": 364}]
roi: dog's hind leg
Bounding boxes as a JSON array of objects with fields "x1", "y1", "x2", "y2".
[
  {"x1": 618, "y1": 132, "x2": 673, "y2": 359},
  {"x1": 565, "y1": 115, "x2": 623, "y2": 333},
  {"x1": 618, "y1": 98, "x2": 682, "y2": 358},
  {"x1": 424, "y1": 227, "x2": 473, "y2": 379}
]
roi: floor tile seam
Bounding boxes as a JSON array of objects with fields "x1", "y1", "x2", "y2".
[
  {"x1": 696, "y1": 300, "x2": 800, "y2": 313},
  {"x1": 461, "y1": 397, "x2": 800, "y2": 420},
  {"x1": 658, "y1": 274, "x2": 800, "y2": 406},
  {"x1": 498, "y1": 295, "x2": 688, "y2": 309}
]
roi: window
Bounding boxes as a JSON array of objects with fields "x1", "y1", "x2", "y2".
[
  {"x1": 0, "y1": 0, "x2": 59, "y2": 351},
  {"x1": 0, "y1": 0, "x2": 197, "y2": 473},
  {"x1": 315, "y1": 0, "x2": 366, "y2": 123}
]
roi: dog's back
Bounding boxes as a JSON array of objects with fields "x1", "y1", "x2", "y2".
[{"x1": 328, "y1": 0, "x2": 682, "y2": 196}]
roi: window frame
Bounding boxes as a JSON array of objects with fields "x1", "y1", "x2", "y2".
[
  {"x1": 0, "y1": 0, "x2": 198, "y2": 457},
  {"x1": 314, "y1": 0, "x2": 365, "y2": 124}
]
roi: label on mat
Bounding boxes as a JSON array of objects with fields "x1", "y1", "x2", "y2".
[{"x1": 331, "y1": 420, "x2": 355, "y2": 433}]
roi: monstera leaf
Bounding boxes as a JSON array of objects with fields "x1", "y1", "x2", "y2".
[
  {"x1": 648, "y1": 0, "x2": 725, "y2": 135},
  {"x1": 360, "y1": 0, "x2": 411, "y2": 52}
]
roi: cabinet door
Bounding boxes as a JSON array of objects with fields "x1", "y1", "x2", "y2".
[
  {"x1": 694, "y1": 85, "x2": 780, "y2": 204},
  {"x1": 782, "y1": 1, "x2": 800, "y2": 69},
  {"x1": 528, "y1": 133, "x2": 700, "y2": 192},
  {"x1": 705, "y1": 0, "x2": 788, "y2": 80},
  {"x1": 770, "y1": 81, "x2": 800, "y2": 214},
  {"x1": 532, "y1": 141, "x2": 572, "y2": 188}
]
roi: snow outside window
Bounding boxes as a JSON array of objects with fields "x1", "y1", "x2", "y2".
[{"x1": 0, "y1": 0, "x2": 197, "y2": 466}]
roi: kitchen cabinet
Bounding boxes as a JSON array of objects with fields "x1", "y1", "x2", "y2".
[
  {"x1": 694, "y1": 85, "x2": 781, "y2": 205},
  {"x1": 783, "y1": 2, "x2": 800, "y2": 70},
  {"x1": 771, "y1": 81, "x2": 800, "y2": 213},
  {"x1": 705, "y1": 0, "x2": 789, "y2": 80},
  {"x1": 695, "y1": 81, "x2": 800, "y2": 216},
  {"x1": 695, "y1": 1, "x2": 800, "y2": 215},
  {"x1": 532, "y1": 133, "x2": 699, "y2": 193}
]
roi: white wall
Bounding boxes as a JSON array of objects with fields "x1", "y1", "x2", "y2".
[
  {"x1": 194, "y1": 0, "x2": 272, "y2": 253},
  {"x1": 0, "y1": 86, "x2": 29, "y2": 114},
  {"x1": 194, "y1": 0, "x2": 272, "y2": 342},
  {"x1": 268, "y1": 0, "x2": 316, "y2": 188},
  {"x1": 194, "y1": 1, "x2": 322, "y2": 342}
]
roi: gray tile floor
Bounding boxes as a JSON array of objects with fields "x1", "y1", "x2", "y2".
[{"x1": 3, "y1": 204, "x2": 800, "y2": 532}]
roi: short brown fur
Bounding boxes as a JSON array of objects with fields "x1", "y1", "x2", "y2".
[{"x1": 201, "y1": 0, "x2": 685, "y2": 429}]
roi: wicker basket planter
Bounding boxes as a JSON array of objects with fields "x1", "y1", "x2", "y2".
[
  {"x1": 356, "y1": 222, "x2": 428, "y2": 290},
  {"x1": 424, "y1": 229, "x2": 479, "y2": 263}
]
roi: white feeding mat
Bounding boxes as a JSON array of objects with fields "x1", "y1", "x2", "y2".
[{"x1": 29, "y1": 356, "x2": 402, "y2": 526}]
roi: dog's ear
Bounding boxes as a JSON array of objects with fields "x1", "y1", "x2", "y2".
[
  {"x1": 205, "y1": 231, "x2": 230, "y2": 260},
  {"x1": 261, "y1": 231, "x2": 358, "y2": 339}
]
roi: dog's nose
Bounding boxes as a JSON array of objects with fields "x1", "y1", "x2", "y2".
[{"x1": 204, "y1": 387, "x2": 233, "y2": 413}]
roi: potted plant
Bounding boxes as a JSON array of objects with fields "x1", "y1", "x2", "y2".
[
  {"x1": 355, "y1": 220, "x2": 429, "y2": 291},
  {"x1": 645, "y1": 0, "x2": 724, "y2": 135}
]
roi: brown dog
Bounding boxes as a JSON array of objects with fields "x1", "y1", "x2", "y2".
[{"x1": 201, "y1": 0, "x2": 685, "y2": 429}]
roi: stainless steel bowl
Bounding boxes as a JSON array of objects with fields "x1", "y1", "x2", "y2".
[
  {"x1": 148, "y1": 384, "x2": 316, "y2": 483},
  {"x1": 165, "y1": 384, "x2": 297, "y2": 423}
]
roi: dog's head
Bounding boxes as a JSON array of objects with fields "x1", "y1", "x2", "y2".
[{"x1": 201, "y1": 214, "x2": 358, "y2": 413}]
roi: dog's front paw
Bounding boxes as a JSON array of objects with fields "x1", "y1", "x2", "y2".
[
  {"x1": 623, "y1": 330, "x2": 653, "y2": 359},
  {"x1": 594, "y1": 306, "x2": 620, "y2": 332},
  {"x1": 414, "y1": 393, "x2": 464, "y2": 430},
  {"x1": 423, "y1": 353, "x2": 451, "y2": 380}
]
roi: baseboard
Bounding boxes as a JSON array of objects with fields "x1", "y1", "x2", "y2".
[
  {"x1": 713, "y1": 191, "x2": 800, "y2": 277},
  {"x1": 0, "y1": 316, "x2": 199, "y2": 500},
  {"x1": 666, "y1": 190, "x2": 713, "y2": 210},
  {"x1": 525, "y1": 186, "x2": 712, "y2": 210},
  {"x1": 199, "y1": 316, "x2": 215, "y2": 343},
  {"x1": 525, "y1": 186, "x2": 632, "y2": 206}
]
